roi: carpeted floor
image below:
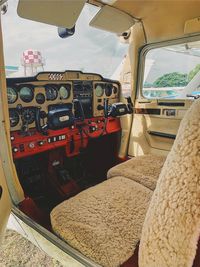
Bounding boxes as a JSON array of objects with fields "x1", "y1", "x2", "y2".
[{"x1": 0, "y1": 229, "x2": 63, "y2": 267}]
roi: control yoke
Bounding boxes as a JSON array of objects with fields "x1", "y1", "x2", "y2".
[
  {"x1": 104, "y1": 96, "x2": 134, "y2": 118},
  {"x1": 35, "y1": 104, "x2": 74, "y2": 135},
  {"x1": 35, "y1": 107, "x2": 48, "y2": 135}
]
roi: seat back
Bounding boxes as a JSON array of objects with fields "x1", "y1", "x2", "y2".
[{"x1": 139, "y1": 99, "x2": 200, "y2": 267}]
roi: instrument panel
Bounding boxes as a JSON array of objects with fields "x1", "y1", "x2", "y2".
[
  {"x1": 7, "y1": 71, "x2": 120, "y2": 132},
  {"x1": 7, "y1": 71, "x2": 123, "y2": 159}
]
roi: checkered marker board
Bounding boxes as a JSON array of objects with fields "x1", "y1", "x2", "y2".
[{"x1": 22, "y1": 50, "x2": 43, "y2": 65}]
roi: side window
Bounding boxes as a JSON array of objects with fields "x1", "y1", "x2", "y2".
[{"x1": 142, "y1": 41, "x2": 200, "y2": 99}]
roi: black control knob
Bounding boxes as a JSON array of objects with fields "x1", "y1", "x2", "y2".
[
  {"x1": 97, "y1": 104, "x2": 104, "y2": 111},
  {"x1": 40, "y1": 111, "x2": 47, "y2": 119}
]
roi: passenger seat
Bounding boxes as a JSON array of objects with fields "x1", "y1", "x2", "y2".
[{"x1": 107, "y1": 154, "x2": 166, "y2": 190}]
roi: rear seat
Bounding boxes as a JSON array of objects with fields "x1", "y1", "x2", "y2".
[{"x1": 107, "y1": 154, "x2": 166, "y2": 190}]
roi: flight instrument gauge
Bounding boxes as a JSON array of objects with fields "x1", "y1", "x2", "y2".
[
  {"x1": 19, "y1": 86, "x2": 34, "y2": 103},
  {"x1": 21, "y1": 108, "x2": 35, "y2": 124},
  {"x1": 36, "y1": 93, "x2": 45, "y2": 104},
  {"x1": 59, "y1": 84, "x2": 71, "y2": 99},
  {"x1": 95, "y1": 84, "x2": 104, "y2": 97},
  {"x1": 9, "y1": 109, "x2": 19, "y2": 127},
  {"x1": 113, "y1": 85, "x2": 118, "y2": 94},
  {"x1": 7, "y1": 87, "x2": 18, "y2": 104},
  {"x1": 105, "y1": 83, "x2": 112, "y2": 97},
  {"x1": 45, "y1": 85, "x2": 58, "y2": 101}
]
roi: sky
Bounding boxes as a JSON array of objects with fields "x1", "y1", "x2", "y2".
[{"x1": 1, "y1": 0, "x2": 128, "y2": 78}]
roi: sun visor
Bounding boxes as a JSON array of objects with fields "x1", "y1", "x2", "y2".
[
  {"x1": 89, "y1": 5, "x2": 135, "y2": 34},
  {"x1": 17, "y1": 0, "x2": 86, "y2": 28}
]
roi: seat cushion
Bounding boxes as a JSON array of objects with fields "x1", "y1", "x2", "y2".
[
  {"x1": 107, "y1": 154, "x2": 166, "y2": 190},
  {"x1": 51, "y1": 176, "x2": 153, "y2": 267}
]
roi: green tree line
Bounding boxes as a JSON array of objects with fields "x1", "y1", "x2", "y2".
[{"x1": 145, "y1": 64, "x2": 200, "y2": 88}]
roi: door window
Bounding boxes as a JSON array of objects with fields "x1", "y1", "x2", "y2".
[{"x1": 142, "y1": 40, "x2": 200, "y2": 99}]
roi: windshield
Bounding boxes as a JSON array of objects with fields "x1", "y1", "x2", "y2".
[{"x1": 2, "y1": 1, "x2": 128, "y2": 79}]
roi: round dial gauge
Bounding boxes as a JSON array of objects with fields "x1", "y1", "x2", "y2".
[
  {"x1": 95, "y1": 84, "x2": 104, "y2": 97},
  {"x1": 7, "y1": 87, "x2": 18, "y2": 104},
  {"x1": 9, "y1": 109, "x2": 19, "y2": 127},
  {"x1": 19, "y1": 86, "x2": 34, "y2": 103},
  {"x1": 113, "y1": 85, "x2": 118, "y2": 94},
  {"x1": 105, "y1": 83, "x2": 112, "y2": 97},
  {"x1": 21, "y1": 108, "x2": 35, "y2": 124},
  {"x1": 36, "y1": 93, "x2": 45, "y2": 104},
  {"x1": 45, "y1": 85, "x2": 58, "y2": 101},
  {"x1": 59, "y1": 84, "x2": 70, "y2": 99}
]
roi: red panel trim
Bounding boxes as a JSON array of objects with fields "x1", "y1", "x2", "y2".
[{"x1": 11, "y1": 117, "x2": 121, "y2": 159}]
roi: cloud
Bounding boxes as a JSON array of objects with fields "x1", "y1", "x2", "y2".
[{"x1": 2, "y1": 1, "x2": 128, "y2": 78}]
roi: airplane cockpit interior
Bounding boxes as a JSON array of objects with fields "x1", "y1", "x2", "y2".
[{"x1": 1, "y1": 1, "x2": 200, "y2": 267}]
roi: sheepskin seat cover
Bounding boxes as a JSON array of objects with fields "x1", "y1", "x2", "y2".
[
  {"x1": 51, "y1": 176, "x2": 153, "y2": 267},
  {"x1": 107, "y1": 154, "x2": 166, "y2": 190},
  {"x1": 139, "y1": 99, "x2": 200, "y2": 267}
]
